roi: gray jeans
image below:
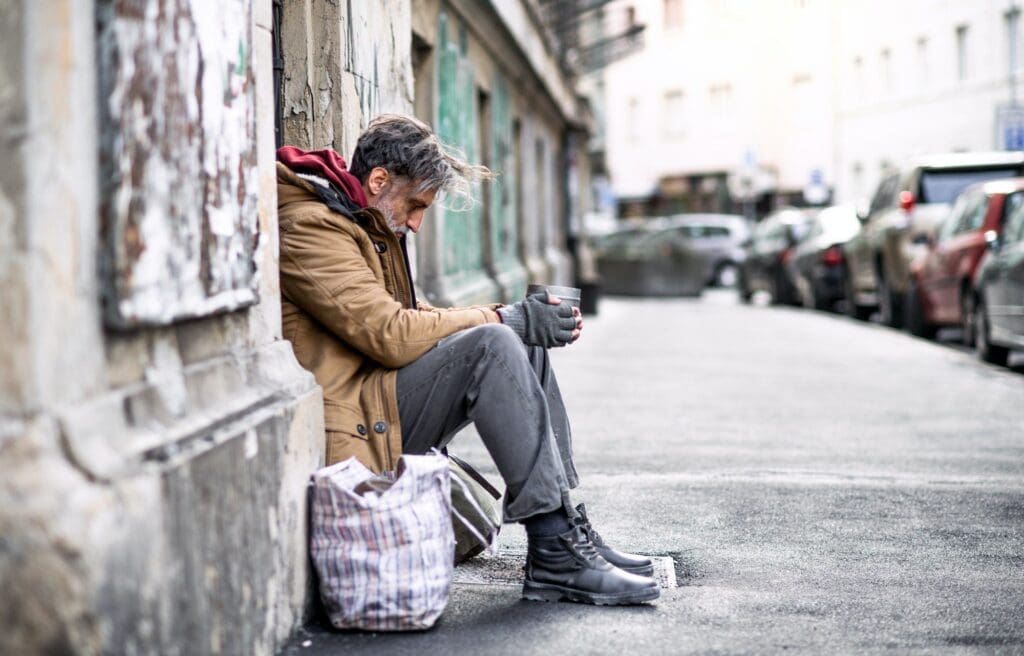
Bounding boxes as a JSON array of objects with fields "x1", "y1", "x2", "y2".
[{"x1": 396, "y1": 323, "x2": 579, "y2": 522}]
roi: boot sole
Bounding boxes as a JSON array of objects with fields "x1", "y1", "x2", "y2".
[{"x1": 522, "y1": 580, "x2": 660, "y2": 606}]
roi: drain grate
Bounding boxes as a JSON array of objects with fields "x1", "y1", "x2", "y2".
[{"x1": 452, "y1": 550, "x2": 677, "y2": 589}]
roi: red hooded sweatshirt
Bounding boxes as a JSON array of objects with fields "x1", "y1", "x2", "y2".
[{"x1": 276, "y1": 146, "x2": 368, "y2": 209}]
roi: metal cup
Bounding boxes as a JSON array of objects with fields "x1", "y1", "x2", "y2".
[{"x1": 526, "y1": 284, "x2": 582, "y2": 309}]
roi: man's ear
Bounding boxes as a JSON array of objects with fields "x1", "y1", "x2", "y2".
[{"x1": 366, "y1": 167, "x2": 390, "y2": 197}]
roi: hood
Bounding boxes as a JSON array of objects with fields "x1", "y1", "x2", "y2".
[{"x1": 277, "y1": 146, "x2": 368, "y2": 209}]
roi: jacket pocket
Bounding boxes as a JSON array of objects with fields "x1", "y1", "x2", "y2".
[{"x1": 323, "y1": 402, "x2": 381, "y2": 470}]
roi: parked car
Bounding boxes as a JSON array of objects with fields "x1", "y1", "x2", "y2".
[
  {"x1": 596, "y1": 214, "x2": 749, "y2": 296},
  {"x1": 787, "y1": 205, "x2": 861, "y2": 311},
  {"x1": 658, "y1": 214, "x2": 750, "y2": 287},
  {"x1": 843, "y1": 152, "x2": 1024, "y2": 325},
  {"x1": 971, "y1": 190, "x2": 1024, "y2": 366},
  {"x1": 738, "y1": 208, "x2": 815, "y2": 305},
  {"x1": 905, "y1": 179, "x2": 1024, "y2": 340}
]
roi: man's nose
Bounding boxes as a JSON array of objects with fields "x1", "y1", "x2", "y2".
[{"x1": 407, "y1": 215, "x2": 423, "y2": 233}]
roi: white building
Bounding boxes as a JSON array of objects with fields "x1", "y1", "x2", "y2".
[
  {"x1": 601, "y1": 0, "x2": 1024, "y2": 217},
  {"x1": 836, "y1": 0, "x2": 1024, "y2": 204}
]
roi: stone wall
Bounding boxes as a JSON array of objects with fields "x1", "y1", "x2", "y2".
[
  {"x1": 0, "y1": 1, "x2": 591, "y2": 653},
  {"x1": 0, "y1": 1, "x2": 323, "y2": 654}
]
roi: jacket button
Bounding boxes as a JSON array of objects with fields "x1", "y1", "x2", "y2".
[
  {"x1": 356, "y1": 424, "x2": 367, "y2": 436},
  {"x1": 374, "y1": 241, "x2": 387, "y2": 253},
  {"x1": 373, "y1": 421, "x2": 388, "y2": 434}
]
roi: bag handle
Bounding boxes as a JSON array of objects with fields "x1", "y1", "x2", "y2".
[
  {"x1": 448, "y1": 472, "x2": 497, "y2": 556},
  {"x1": 447, "y1": 453, "x2": 501, "y2": 499}
]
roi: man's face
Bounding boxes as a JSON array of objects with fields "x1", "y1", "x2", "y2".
[{"x1": 365, "y1": 170, "x2": 437, "y2": 238}]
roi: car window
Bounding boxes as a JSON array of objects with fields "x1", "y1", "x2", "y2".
[
  {"x1": 937, "y1": 193, "x2": 970, "y2": 241},
  {"x1": 1004, "y1": 198, "x2": 1024, "y2": 244},
  {"x1": 1001, "y1": 191, "x2": 1024, "y2": 233},
  {"x1": 958, "y1": 193, "x2": 989, "y2": 233},
  {"x1": 869, "y1": 174, "x2": 899, "y2": 214},
  {"x1": 918, "y1": 166, "x2": 1021, "y2": 204}
]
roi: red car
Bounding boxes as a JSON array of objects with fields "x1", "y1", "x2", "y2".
[{"x1": 905, "y1": 178, "x2": 1024, "y2": 341}]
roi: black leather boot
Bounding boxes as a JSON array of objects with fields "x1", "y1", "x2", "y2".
[
  {"x1": 523, "y1": 525, "x2": 660, "y2": 605},
  {"x1": 573, "y1": 503, "x2": 655, "y2": 577}
]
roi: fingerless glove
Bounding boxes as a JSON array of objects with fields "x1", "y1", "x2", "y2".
[{"x1": 497, "y1": 292, "x2": 576, "y2": 348}]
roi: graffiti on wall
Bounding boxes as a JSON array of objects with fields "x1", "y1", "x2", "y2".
[{"x1": 97, "y1": 0, "x2": 259, "y2": 328}]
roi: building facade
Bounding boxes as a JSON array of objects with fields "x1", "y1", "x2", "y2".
[
  {"x1": 600, "y1": 0, "x2": 1024, "y2": 220},
  {"x1": 835, "y1": 0, "x2": 1024, "y2": 203},
  {"x1": 0, "y1": 1, "x2": 589, "y2": 654}
]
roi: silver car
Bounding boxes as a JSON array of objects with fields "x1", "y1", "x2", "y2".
[{"x1": 596, "y1": 214, "x2": 750, "y2": 296}]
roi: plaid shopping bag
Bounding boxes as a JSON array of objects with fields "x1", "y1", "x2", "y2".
[{"x1": 310, "y1": 454, "x2": 454, "y2": 631}]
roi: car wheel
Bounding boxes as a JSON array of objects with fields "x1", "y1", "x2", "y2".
[
  {"x1": 878, "y1": 271, "x2": 904, "y2": 329},
  {"x1": 974, "y1": 296, "x2": 1010, "y2": 366},
  {"x1": 843, "y1": 268, "x2": 872, "y2": 321},
  {"x1": 904, "y1": 280, "x2": 936, "y2": 339},
  {"x1": 715, "y1": 262, "x2": 739, "y2": 288},
  {"x1": 809, "y1": 282, "x2": 832, "y2": 312},
  {"x1": 960, "y1": 290, "x2": 976, "y2": 347}
]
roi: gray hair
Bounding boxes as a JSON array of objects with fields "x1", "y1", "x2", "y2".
[{"x1": 349, "y1": 114, "x2": 492, "y2": 210}]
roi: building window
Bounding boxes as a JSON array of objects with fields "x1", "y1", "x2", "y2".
[
  {"x1": 956, "y1": 24, "x2": 969, "y2": 81},
  {"x1": 880, "y1": 48, "x2": 892, "y2": 91},
  {"x1": 1007, "y1": 8, "x2": 1021, "y2": 79},
  {"x1": 663, "y1": 90, "x2": 685, "y2": 137},
  {"x1": 916, "y1": 36, "x2": 929, "y2": 90},
  {"x1": 853, "y1": 55, "x2": 864, "y2": 98},
  {"x1": 708, "y1": 83, "x2": 733, "y2": 114},
  {"x1": 664, "y1": 0, "x2": 684, "y2": 28}
]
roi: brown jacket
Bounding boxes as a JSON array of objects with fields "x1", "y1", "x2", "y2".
[{"x1": 276, "y1": 163, "x2": 501, "y2": 472}]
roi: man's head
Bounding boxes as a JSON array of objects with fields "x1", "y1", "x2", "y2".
[{"x1": 350, "y1": 115, "x2": 491, "y2": 237}]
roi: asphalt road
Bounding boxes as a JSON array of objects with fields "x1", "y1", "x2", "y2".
[{"x1": 281, "y1": 291, "x2": 1024, "y2": 655}]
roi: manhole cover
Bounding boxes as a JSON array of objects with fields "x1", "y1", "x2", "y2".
[{"x1": 452, "y1": 550, "x2": 677, "y2": 589}]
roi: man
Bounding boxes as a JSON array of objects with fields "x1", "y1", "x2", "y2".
[{"x1": 277, "y1": 114, "x2": 658, "y2": 605}]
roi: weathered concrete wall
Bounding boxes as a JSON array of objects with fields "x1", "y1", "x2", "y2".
[
  {"x1": 280, "y1": 0, "x2": 413, "y2": 155},
  {"x1": 0, "y1": 2, "x2": 323, "y2": 655}
]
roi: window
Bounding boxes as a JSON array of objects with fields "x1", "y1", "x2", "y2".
[
  {"x1": 853, "y1": 56, "x2": 864, "y2": 98},
  {"x1": 919, "y1": 167, "x2": 1021, "y2": 204},
  {"x1": 916, "y1": 36, "x2": 929, "y2": 89},
  {"x1": 937, "y1": 195, "x2": 966, "y2": 244},
  {"x1": 869, "y1": 174, "x2": 899, "y2": 214},
  {"x1": 959, "y1": 194, "x2": 989, "y2": 233},
  {"x1": 956, "y1": 24, "x2": 969, "y2": 81},
  {"x1": 709, "y1": 83, "x2": 733, "y2": 113},
  {"x1": 880, "y1": 48, "x2": 892, "y2": 91},
  {"x1": 662, "y1": 90, "x2": 685, "y2": 137},
  {"x1": 664, "y1": 0, "x2": 684, "y2": 28},
  {"x1": 1004, "y1": 193, "x2": 1024, "y2": 243},
  {"x1": 1006, "y1": 8, "x2": 1021, "y2": 78}
]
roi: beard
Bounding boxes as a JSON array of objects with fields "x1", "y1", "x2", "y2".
[{"x1": 380, "y1": 205, "x2": 405, "y2": 237}]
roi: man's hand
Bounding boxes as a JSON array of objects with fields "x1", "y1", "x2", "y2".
[
  {"x1": 497, "y1": 292, "x2": 577, "y2": 348},
  {"x1": 571, "y1": 305, "x2": 583, "y2": 343}
]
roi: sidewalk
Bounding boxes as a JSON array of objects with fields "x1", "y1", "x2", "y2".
[{"x1": 280, "y1": 294, "x2": 1024, "y2": 655}]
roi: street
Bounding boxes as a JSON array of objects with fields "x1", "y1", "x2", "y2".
[{"x1": 283, "y1": 292, "x2": 1024, "y2": 655}]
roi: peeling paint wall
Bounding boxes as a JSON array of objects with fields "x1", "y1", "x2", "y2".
[
  {"x1": 280, "y1": 0, "x2": 413, "y2": 154},
  {"x1": 97, "y1": 0, "x2": 260, "y2": 328},
  {"x1": 1, "y1": 1, "x2": 324, "y2": 655}
]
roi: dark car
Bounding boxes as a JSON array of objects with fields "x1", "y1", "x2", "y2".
[
  {"x1": 971, "y1": 190, "x2": 1024, "y2": 366},
  {"x1": 843, "y1": 152, "x2": 1024, "y2": 326},
  {"x1": 595, "y1": 214, "x2": 749, "y2": 296},
  {"x1": 905, "y1": 179, "x2": 1024, "y2": 341},
  {"x1": 787, "y1": 205, "x2": 861, "y2": 311},
  {"x1": 738, "y1": 208, "x2": 815, "y2": 305}
]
